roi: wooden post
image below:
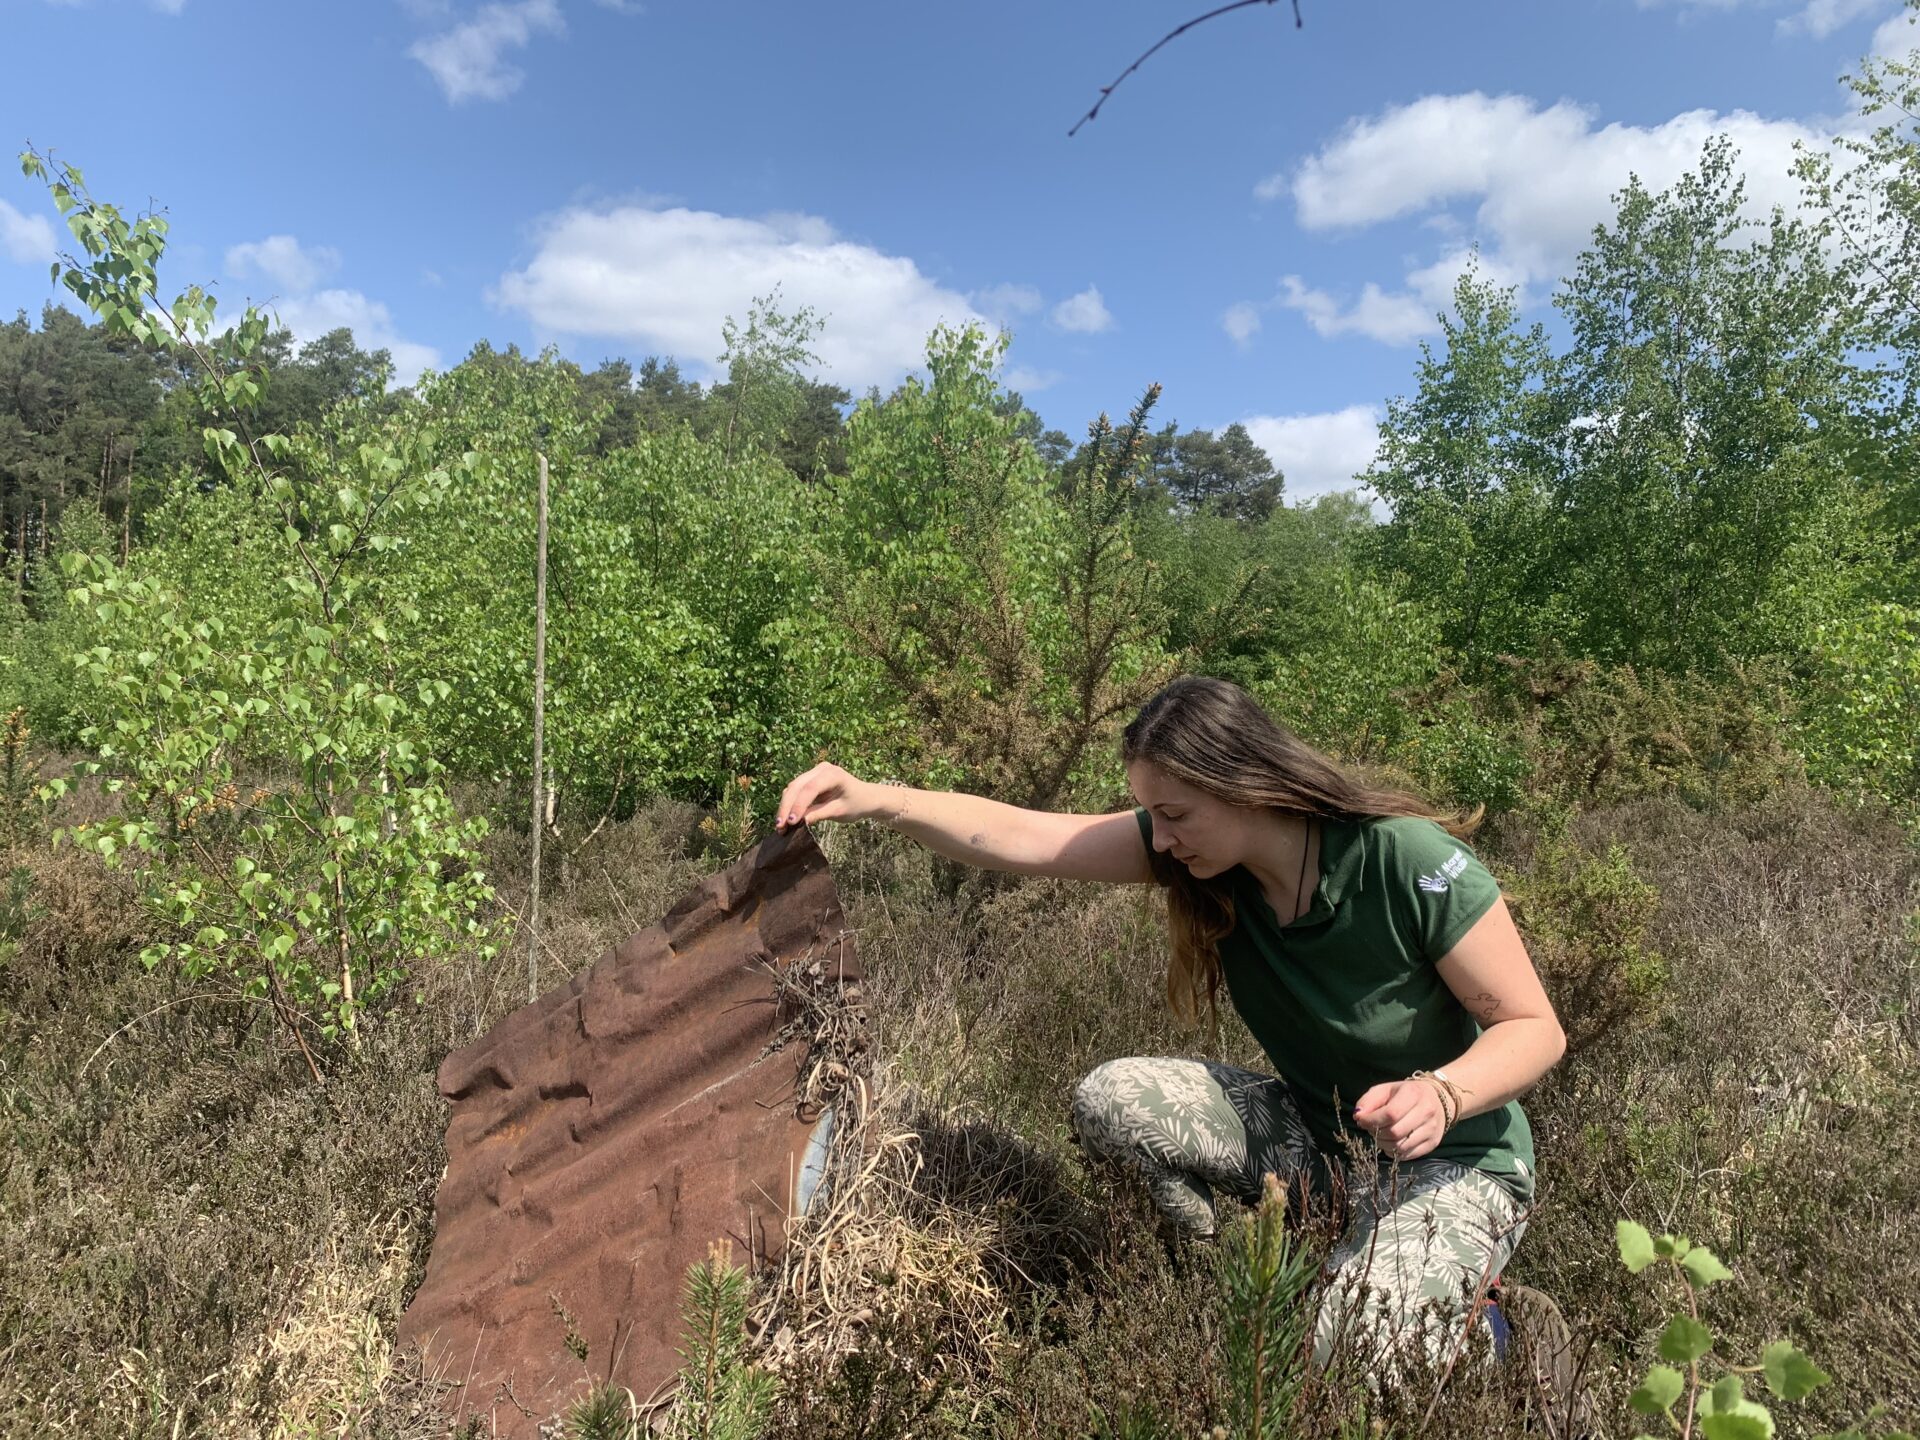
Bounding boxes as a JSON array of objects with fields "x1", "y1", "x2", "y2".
[{"x1": 528, "y1": 453, "x2": 550, "y2": 1003}]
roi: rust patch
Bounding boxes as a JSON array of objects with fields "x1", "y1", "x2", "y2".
[{"x1": 398, "y1": 825, "x2": 857, "y2": 1433}]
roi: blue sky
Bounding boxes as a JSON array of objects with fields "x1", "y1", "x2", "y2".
[{"x1": 2, "y1": 0, "x2": 1911, "y2": 496}]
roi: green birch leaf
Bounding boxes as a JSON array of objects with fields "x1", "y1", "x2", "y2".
[
  {"x1": 1658, "y1": 1314, "x2": 1713, "y2": 1364},
  {"x1": 1708, "y1": 1375, "x2": 1744, "y2": 1414},
  {"x1": 1630, "y1": 1366, "x2": 1685, "y2": 1415},
  {"x1": 1617, "y1": 1220, "x2": 1657, "y2": 1273},
  {"x1": 1761, "y1": 1342, "x2": 1831, "y2": 1401},
  {"x1": 1682, "y1": 1246, "x2": 1734, "y2": 1287}
]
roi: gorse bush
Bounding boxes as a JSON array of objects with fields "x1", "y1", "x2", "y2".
[{"x1": 823, "y1": 327, "x2": 1175, "y2": 810}]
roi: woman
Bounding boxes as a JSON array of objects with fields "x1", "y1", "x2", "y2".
[{"x1": 774, "y1": 676, "x2": 1566, "y2": 1370}]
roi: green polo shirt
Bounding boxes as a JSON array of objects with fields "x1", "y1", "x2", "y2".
[{"x1": 1133, "y1": 807, "x2": 1535, "y2": 1203}]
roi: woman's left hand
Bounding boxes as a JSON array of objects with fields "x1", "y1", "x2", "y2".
[{"x1": 1352, "y1": 1079, "x2": 1447, "y2": 1161}]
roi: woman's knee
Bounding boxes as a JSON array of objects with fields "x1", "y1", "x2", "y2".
[{"x1": 1069, "y1": 1057, "x2": 1146, "y2": 1161}]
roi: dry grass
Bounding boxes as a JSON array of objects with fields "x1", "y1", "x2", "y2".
[{"x1": 219, "y1": 1213, "x2": 415, "y2": 1439}]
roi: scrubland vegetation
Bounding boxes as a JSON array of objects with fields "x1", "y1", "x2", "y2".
[{"x1": 4, "y1": 23, "x2": 1920, "y2": 1438}]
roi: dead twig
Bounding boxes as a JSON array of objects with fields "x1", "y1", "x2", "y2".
[
  {"x1": 1069, "y1": 0, "x2": 1301, "y2": 138},
  {"x1": 76, "y1": 988, "x2": 322, "y2": 1080}
]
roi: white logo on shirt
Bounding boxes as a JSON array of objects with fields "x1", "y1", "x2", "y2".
[{"x1": 1418, "y1": 849, "x2": 1470, "y2": 893}]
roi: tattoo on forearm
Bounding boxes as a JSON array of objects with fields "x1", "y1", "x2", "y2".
[
  {"x1": 968, "y1": 832, "x2": 987, "y2": 848},
  {"x1": 1470, "y1": 992, "x2": 1501, "y2": 1023}
]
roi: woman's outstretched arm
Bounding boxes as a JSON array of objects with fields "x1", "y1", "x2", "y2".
[{"x1": 774, "y1": 762, "x2": 1153, "y2": 884}]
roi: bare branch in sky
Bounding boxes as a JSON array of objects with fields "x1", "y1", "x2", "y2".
[{"x1": 1069, "y1": 0, "x2": 1302, "y2": 138}]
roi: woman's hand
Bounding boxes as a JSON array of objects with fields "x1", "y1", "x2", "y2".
[
  {"x1": 775, "y1": 762, "x2": 881, "y2": 832},
  {"x1": 1352, "y1": 1078, "x2": 1449, "y2": 1161}
]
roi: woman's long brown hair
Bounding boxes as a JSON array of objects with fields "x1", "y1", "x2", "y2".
[{"x1": 1121, "y1": 675, "x2": 1481, "y2": 1027}]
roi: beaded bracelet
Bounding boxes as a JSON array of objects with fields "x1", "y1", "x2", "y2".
[{"x1": 1411, "y1": 1069, "x2": 1464, "y2": 1131}]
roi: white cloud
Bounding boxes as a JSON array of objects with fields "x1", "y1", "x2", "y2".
[
  {"x1": 1270, "y1": 92, "x2": 1822, "y2": 292},
  {"x1": 221, "y1": 233, "x2": 438, "y2": 386},
  {"x1": 1275, "y1": 274, "x2": 1436, "y2": 346},
  {"x1": 1229, "y1": 257, "x2": 1520, "y2": 352},
  {"x1": 1, "y1": 199, "x2": 56, "y2": 265},
  {"x1": 1240, "y1": 405, "x2": 1382, "y2": 500},
  {"x1": 493, "y1": 204, "x2": 988, "y2": 391},
  {"x1": 1002, "y1": 365, "x2": 1063, "y2": 394},
  {"x1": 409, "y1": 0, "x2": 563, "y2": 104},
  {"x1": 1780, "y1": 0, "x2": 1891, "y2": 37},
  {"x1": 1645, "y1": 0, "x2": 1899, "y2": 35},
  {"x1": 1050, "y1": 284, "x2": 1113, "y2": 334},
  {"x1": 973, "y1": 282, "x2": 1043, "y2": 323},
  {"x1": 258, "y1": 290, "x2": 441, "y2": 386},
  {"x1": 226, "y1": 234, "x2": 341, "y2": 294},
  {"x1": 1403, "y1": 246, "x2": 1531, "y2": 307},
  {"x1": 1872, "y1": 5, "x2": 1917, "y2": 54},
  {"x1": 1222, "y1": 301, "x2": 1262, "y2": 347}
]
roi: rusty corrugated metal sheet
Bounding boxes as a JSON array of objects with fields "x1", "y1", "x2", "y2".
[{"x1": 398, "y1": 825, "x2": 856, "y2": 1434}]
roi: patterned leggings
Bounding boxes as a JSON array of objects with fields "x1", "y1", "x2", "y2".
[{"x1": 1070, "y1": 1056, "x2": 1529, "y2": 1370}]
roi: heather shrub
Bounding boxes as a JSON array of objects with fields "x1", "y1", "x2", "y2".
[{"x1": 1497, "y1": 805, "x2": 1670, "y2": 1057}]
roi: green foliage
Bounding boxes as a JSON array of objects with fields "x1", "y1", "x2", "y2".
[
  {"x1": 1610, "y1": 1219, "x2": 1899, "y2": 1440},
  {"x1": 1221, "y1": 1176, "x2": 1317, "y2": 1440},
  {"x1": 659, "y1": 1241, "x2": 776, "y2": 1440},
  {"x1": 1796, "y1": 2, "x2": 1920, "y2": 553},
  {"x1": 824, "y1": 326, "x2": 1174, "y2": 807},
  {"x1": 1259, "y1": 568, "x2": 1443, "y2": 767},
  {"x1": 1797, "y1": 602, "x2": 1920, "y2": 805},
  {"x1": 1142, "y1": 419, "x2": 1284, "y2": 521},
  {"x1": 21, "y1": 152, "x2": 495, "y2": 1041},
  {"x1": 48, "y1": 530, "x2": 495, "y2": 1035},
  {"x1": 1366, "y1": 141, "x2": 1886, "y2": 682},
  {"x1": 566, "y1": 1382, "x2": 641, "y2": 1440},
  {"x1": 1555, "y1": 139, "x2": 1872, "y2": 670},
  {"x1": 1499, "y1": 655, "x2": 1801, "y2": 812},
  {"x1": 1368, "y1": 258, "x2": 1559, "y2": 672},
  {"x1": 710, "y1": 288, "x2": 831, "y2": 467}
]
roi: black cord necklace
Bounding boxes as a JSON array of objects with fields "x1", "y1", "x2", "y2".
[{"x1": 1293, "y1": 815, "x2": 1314, "y2": 923}]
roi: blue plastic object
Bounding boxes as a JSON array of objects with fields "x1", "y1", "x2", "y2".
[{"x1": 1484, "y1": 1297, "x2": 1512, "y2": 1361}]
